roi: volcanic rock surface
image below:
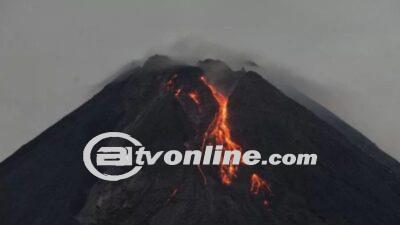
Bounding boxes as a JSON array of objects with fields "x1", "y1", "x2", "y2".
[{"x1": 0, "y1": 55, "x2": 399, "y2": 225}]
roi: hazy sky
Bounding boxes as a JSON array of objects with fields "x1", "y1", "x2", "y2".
[{"x1": 1, "y1": 0, "x2": 399, "y2": 161}]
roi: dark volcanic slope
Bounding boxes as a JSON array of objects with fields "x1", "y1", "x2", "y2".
[
  {"x1": 0, "y1": 56, "x2": 177, "y2": 225},
  {"x1": 228, "y1": 72, "x2": 400, "y2": 225},
  {"x1": 0, "y1": 56, "x2": 399, "y2": 225}
]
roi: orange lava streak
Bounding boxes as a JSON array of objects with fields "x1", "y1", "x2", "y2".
[
  {"x1": 250, "y1": 173, "x2": 271, "y2": 194},
  {"x1": 167, "y1": 74, "x2": 177, "y2": 86},
  {"x1": 200, "y1": 76, "x2": 241, "y2": 185},
  {"x1": 174, "y1": 88, "x2": 182, "y2": 97},
  {"x1": 250, "y1": 173, "x2": 271, "y2": 205},
  {"x1": 165, "y1": 74, "x2": 272, "y2": 206},
  {"x1": 188, "y1": 91, "x2": 201, "y2": 105}
]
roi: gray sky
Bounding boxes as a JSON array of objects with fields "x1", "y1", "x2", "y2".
[{"x1": 1, "y1": 0, "x2": 399, "y2": 161}]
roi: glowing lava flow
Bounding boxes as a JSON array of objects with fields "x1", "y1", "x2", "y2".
[
  {"x1": 165, "y1": 73, "x2": 272, "y2": 206},
  {"x1": 199, "y1": 76, "x2": 242, "y2": 185},
  {"x1": 200, "y1": 75, "x2": 271, "y2": 205},
  {"x1": 250, "y1": 173, "x2": 271, "y2": 206},
  {"x1": 188, "y1": 91, "x2": 201, "y2": 105},
  {"x1": 174, "y1": 88, "x2": 182, "y2": 97}
]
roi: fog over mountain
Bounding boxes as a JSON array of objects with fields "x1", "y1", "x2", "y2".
[{"x1": 0, "y1": 0, "x2": 399, "y2": 161}]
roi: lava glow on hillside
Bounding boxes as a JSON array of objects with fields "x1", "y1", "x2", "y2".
[
  {"x1": 199, "y1": 75, "x2": 241, "y2": 185},
  {"x1": 165, "y1": 73, "x2": 271, "y2": 206},
  {"x1": 188, "y1": 91, "x2": 201, "y2": 105}
]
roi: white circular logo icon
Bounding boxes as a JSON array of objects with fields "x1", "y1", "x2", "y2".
[{"x1": 83, "y1": 132, "x2": 143, "y2": 181}]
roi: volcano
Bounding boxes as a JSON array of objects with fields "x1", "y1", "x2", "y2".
[{"x1": 0, "y1": 55, "x2": 399, "y2": 225}]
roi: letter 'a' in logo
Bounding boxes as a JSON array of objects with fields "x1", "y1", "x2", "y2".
[
  {"x1": 83, "y1": 132, "x2": 143, "y2": 181},
  {"x1": 96, "y1": 147, "x2": 133, "y2": 166}
]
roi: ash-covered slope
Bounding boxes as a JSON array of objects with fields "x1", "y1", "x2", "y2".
[{"x1": 0, "y1": 56, "x2": 399, "y2": 225}]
